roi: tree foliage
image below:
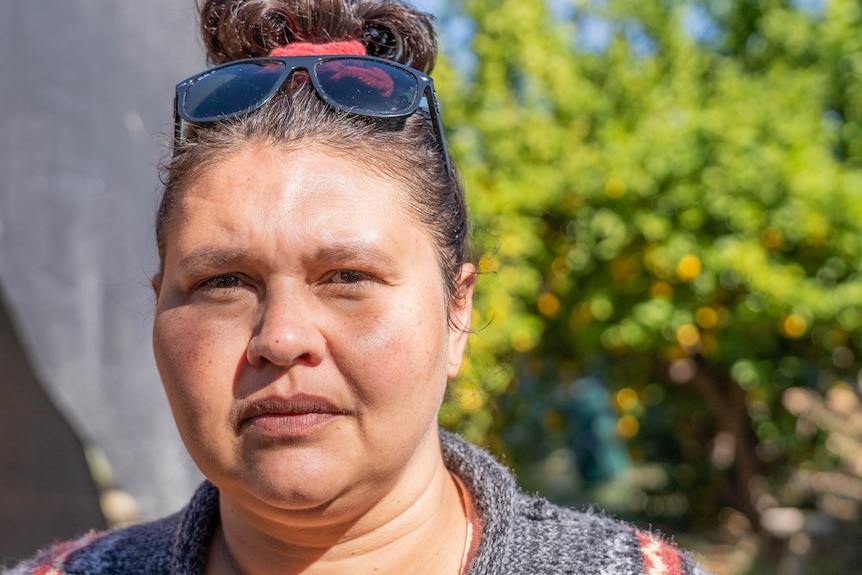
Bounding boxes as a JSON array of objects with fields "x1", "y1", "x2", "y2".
[{"x1": 435, "y1": 0, "x2": 862, "y2": 569}]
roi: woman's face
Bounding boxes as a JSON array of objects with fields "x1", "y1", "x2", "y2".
[{"x1": 152, "y1": 144, "x2": 473, "y2": 518}]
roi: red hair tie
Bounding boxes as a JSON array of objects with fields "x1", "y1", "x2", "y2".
[
  {"x1": 269, "y1": 40, "x2": 394, "y2": 97},
  {"x1": 269, "y1": 40, "x2": 366, "y2": 57}
]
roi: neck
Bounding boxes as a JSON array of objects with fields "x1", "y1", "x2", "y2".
[{"x1": 209, "y1": 437, "x2": 469, "y2": 575}]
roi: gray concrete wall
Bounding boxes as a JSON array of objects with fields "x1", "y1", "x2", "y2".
[{"x1": 0, "y1": 1, "x2": 210, "y2": 553}]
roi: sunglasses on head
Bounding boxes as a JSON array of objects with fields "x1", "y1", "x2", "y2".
[{"x1": 173, "y1": 54, "x2": 452, "y2": 180}]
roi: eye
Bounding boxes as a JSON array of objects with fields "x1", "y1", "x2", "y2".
[
  {"x1": 196, "y1": 274, "x2": 243, "y2": 291},
  {"x1": 329, "y1": 270, "x2": 376, "y2": 284}
]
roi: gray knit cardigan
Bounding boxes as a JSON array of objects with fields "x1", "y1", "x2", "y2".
[{"x1": 7, "y1": 431, "x2": 709, "y2": 574}]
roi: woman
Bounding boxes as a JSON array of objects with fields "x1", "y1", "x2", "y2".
[{"x1": 8, "y1": 1, "x2": 709, "y2": 573}]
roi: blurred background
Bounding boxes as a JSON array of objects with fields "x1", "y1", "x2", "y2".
[
  {"x1": 0, "y1": 0, "x2": 204, "y2": 563},
  {"x1": 2, "y1": 1, "x2": 862, "y2": 574}
]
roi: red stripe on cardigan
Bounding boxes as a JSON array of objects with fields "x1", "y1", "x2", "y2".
[
  {"x1": 636, "y1": 530, "x2": 685, "y2": 575},
  {"x1": 29, "y1": 531, "x2": 103, "y2": 575}
]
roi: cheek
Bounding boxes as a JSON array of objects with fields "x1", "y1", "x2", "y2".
[
  {"x1": 152, "y1": 306, "x2": 249, "y2": 427},
  {"x1": 331, "y1": 294, "x2": 449, "y2": 408}
]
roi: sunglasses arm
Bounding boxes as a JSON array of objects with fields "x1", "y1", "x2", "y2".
[
  {"x1": 173, "y1": 93, "x2": 183, "y2": 149},
  {"x1": 424, "y1": 86, "x2": 454, "y2": 183}
]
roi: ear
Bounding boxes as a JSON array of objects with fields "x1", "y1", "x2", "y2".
[
  {"x1": 151, "y1": 273, "x2": 162, "y2": 299},
  {"x1": 446, "y1": 263, "x2": 476, "y2": 378}
]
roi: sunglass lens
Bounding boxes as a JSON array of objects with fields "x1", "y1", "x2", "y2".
[
  {"x1": 183, "y1": 61, "x2": 286, "y2": 122},
  {"x1": 315, "y1": 59, "x2": 418, "y2": 115}
]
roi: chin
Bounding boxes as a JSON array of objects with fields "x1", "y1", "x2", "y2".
[{"x1": 224, "y1": 446, "x2": 368, "y2": 511}]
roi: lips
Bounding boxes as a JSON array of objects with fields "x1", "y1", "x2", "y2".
[{"x1": 236, "y1": 393, "x2": 351, "y2": 437}]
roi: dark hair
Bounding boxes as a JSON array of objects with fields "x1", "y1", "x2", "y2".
[{"x1": 157, "y1": 0, "x2": 470, "y2": 306}]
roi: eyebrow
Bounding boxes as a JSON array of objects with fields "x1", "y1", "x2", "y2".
[
  {"x1": 176, "y1": 242, "x2": 399, "y2": 273},
  {"x1": 307, "y1": 242, "x2": 399, "y2": 268},
  {"x1": 177, "y1": 247, "x2": 254, "y2": 274}
]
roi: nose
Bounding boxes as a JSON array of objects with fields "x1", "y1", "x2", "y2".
[{"x1": 246, "y1": 287, "x2": 326, "y2": 369}]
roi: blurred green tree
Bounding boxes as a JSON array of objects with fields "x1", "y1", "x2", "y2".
[{"x1": 435, "y1": 0, "x2": 862, "y2": 567}]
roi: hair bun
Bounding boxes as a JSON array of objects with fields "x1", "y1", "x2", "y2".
[
  {"x1": 200, "y1": 0, "x2": 361, "y2": 64},
  {"x1": 355, "y1": 1, "x2": 437, "y2": 73},
  {"x1": 363, "y1": 24, "x2": 403, "y2": 61},
  {"x1": 199, "y1": 0, "x2": 437, "y2": 72}
]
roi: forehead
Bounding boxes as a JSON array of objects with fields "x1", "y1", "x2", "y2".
[
  {"x1": 189, "y1": 143, "x2": 402, "y2": 203},
  {"x1": 166, "y1": 144, "x2": 425, "y2": 256}
]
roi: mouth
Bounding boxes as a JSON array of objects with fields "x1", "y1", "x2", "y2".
[{"x1": 236, "y1": 393, "x2": 352, "y2": 437}]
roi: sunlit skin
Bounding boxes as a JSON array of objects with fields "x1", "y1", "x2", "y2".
[{"x1": 152, "y1": 144, "x2": 475, "y2": 574}]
